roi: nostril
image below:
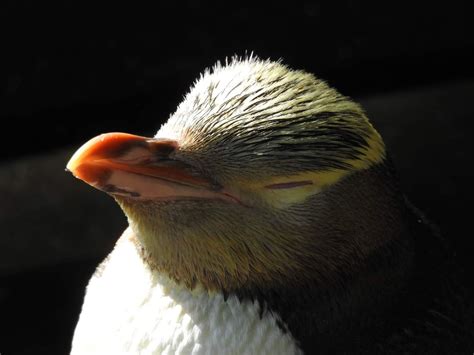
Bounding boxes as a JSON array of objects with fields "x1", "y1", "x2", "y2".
[{"x1": 148, "y1": 138, "x2": 179, "y2": 157}]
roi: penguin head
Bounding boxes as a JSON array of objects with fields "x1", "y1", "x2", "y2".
[{"x1": 67, "y1": 58, "x2": 405, "y2": 293}]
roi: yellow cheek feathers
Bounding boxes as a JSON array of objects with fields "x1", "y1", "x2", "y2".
[
  {"x1": 247, "y1": 124, "x2": 386, "y2": 208},
  {"x1": 258, "y1": 170, "x2": 348, "y2": 207}
]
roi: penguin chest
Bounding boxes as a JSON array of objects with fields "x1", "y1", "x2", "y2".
[{"x1": 71, "y1": 234, "x2": 301, "y2": 355}]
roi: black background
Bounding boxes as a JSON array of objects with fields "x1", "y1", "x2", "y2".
[{"x1": 1, "y1": 1, "x2": 473, "y2": 354}]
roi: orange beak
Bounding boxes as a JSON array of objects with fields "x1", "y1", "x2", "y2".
[{"x1": 66, "y1": 132, "x2": 233, "y2": 202}]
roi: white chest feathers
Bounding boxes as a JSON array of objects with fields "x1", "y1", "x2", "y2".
[{"x1": 71, "y1": 230, "x2": 302, "y2": 355}]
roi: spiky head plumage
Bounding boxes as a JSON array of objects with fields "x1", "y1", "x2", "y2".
[{"x1": 158, "y1": 57, "x2": 385, "y2": 183}]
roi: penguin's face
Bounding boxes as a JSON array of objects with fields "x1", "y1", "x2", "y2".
[{"x1": 67, "y1": 59, "x2": 389, "y2": 291}]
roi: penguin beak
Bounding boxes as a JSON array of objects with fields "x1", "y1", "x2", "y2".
[{"x1": 66, "y1": 132, "x2": 230, "y2": 201}]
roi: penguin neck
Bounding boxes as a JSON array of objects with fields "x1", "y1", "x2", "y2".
[
  {"x1": 127, "y1": 159, "x2": 416, "y2": 351},
  {"x1": 236, "y1": 160, "x2": 416, "y2": 352}
]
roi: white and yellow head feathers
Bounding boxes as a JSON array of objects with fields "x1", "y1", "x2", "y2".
[{"x1": 156, "y1": 57, "x2": 385, "y2": 206}]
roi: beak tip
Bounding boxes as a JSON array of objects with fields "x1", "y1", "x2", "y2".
[{"x1": 66, "y1": 158, "x2": 78, "y2": 176}]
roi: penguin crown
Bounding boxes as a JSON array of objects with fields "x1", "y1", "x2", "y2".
[{"x1": 158, "y1": 56, "x2": 385, "y2": 179}]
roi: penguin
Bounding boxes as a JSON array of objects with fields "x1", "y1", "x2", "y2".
[{"x1": 66, "y1": 57, "x2": 473, "y2": 354}]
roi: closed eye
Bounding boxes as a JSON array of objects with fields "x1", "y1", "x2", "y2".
[{"x1": 264, "y1": 180, "x2": 313, "y2": 189}]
